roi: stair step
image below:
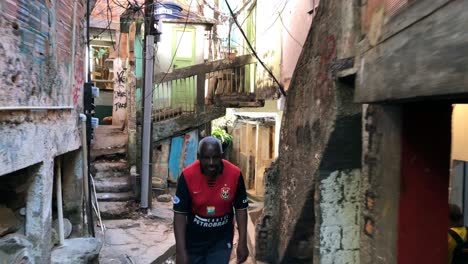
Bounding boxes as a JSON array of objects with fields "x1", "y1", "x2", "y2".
[
  {"x1": 92, "y1": 160, "x2": 128, "y2": 173},
  {"x1": 96, "y1": 192, "x2": 134, "y2": 202},
  {"x1": 94, "y1": 170, "x2": 128, "y2": 179},
  {"x1": 98, "y1": 201, "x2": 132, "y2": 219},
  {"x1": 94, "y1": 178, "x2": 131, "y2": 193}
]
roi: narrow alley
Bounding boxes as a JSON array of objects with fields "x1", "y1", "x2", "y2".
[{"x1": 2, "y1": 0, "x2": 468, "y2": 264}]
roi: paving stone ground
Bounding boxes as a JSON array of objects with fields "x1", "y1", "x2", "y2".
[
  {"x1": 97, "y1": 197, "x2": 258, "y2": 264},
  {"x1": 97, "y1": 199, "x2": 175, "y2": 264}
]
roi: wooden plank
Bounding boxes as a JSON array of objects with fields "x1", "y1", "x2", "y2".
[
  {"x1": 155, "y1": 55, "x2": 256, "y2": 83},
  {"x1": 152, "y1": 106, "x2": 225, "y2": 142},
  {"x1": 196, "y1": 73, "x2": 205, "y2": 113},
  {"x1": 362, "y1": 0, "x2": 451, "y2": 53},
  {"x1": 356, "y1": 0, "x2": 468, "y2": 103}
]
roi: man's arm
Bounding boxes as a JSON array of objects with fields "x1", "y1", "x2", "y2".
[
  {"x1": 174, "y1": 213, "x2": 189, "y2": 264},
  {"x1": 235, "y1": 208, "x2": 249, "y2": 263},
  {"x1": 173, "y1": 174, "x2": 191, "y2": 264},
  {"x1": 233, "y1": 174, "x2": 249, "y2": 263}
]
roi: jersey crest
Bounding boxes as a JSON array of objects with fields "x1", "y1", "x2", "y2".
[{"x1": 221, "y1": 185, "x2": 230, "y2": 200}]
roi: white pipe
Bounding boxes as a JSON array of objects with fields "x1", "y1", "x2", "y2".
[
  {"x1": 56, "y1": 159, "x2": 65, "y2": 246},
  {"x1": 69, "y1": 0, "x2": 78, "y2": 105},
  {"x1": 141, "y1": 35, "x2": 155, "y2": 209},
  {"x1": 80, "y1": 114, "x2": 90, "y2": 228}
]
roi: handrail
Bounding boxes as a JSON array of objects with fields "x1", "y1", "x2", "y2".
[{"x1": 154, "y1": 54, "x2": 256, "y2": 83}]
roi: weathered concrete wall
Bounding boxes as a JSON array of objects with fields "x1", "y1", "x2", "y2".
[
  {"x1": 152, "y1": 139, "x2": 171, "y2": 189},
  {"x1": 319, "y1": 170, "x2": 361, "y2": 263},
  {"x1": 256, "y1": 0, "x2": 361, "y2": 262},
  {"x1": 0, "y1": 1, "x2": 88, "y2": 263},
  {"x1": 360, "y1": 105, "x2": 401, "y2": 264},
  {"x1": 0, "y1": 111, "x2": 81, "y2": 176},
  {"x1": 0, "y1": 0, "x2": 86, "y2": 108}
]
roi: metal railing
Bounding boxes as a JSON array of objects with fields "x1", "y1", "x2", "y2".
[{"x1": 153, "y1": 54, "x2": 257, "y2": 122}]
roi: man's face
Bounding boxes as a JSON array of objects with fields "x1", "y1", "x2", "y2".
[{"x1": 199, "y1": 142, "x2": 223, "y2": 178}]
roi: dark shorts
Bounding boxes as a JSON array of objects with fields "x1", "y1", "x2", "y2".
[{"x1": 188, "y1": 238, "x2": 233, "y2": 264}]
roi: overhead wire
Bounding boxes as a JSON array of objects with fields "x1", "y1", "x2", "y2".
[
  {"x1": 224, "y1": 0, "x2": 286, "y2": 97},
  {"x1": 144, "y1": 0, "x2": 195, "y2": 100}
]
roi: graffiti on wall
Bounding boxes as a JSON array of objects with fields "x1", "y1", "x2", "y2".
[
  {"x1": 73, "y1": 61, "x2": 84, "y2": 106},
  {"x1": 113, "y1": 62, "x2": 127, "y2": 112}
]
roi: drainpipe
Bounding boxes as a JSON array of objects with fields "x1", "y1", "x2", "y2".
[
  {"x1": 80, "y1": 114, "x2": 91, "y2": 234},
  {"x1": 56, "y1": 158, "x2": 65, "y2": 246}
]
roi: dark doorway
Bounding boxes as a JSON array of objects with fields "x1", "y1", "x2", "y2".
[{"x1": 397, "y1": 104, "x2": 452, "y2": 264}]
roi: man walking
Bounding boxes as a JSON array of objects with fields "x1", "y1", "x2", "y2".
[{"x1": 173, "y1": 136, "x2": 249, "y2": 264}]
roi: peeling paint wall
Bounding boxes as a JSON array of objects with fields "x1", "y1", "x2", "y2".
[
  {"x1": 0, "y1": 1, "x2": 88, "y2": 262},
  {"x1": 320, "y1": 170, "x2": 361, "y2": 264},
  {"x1": 0, "y1": 0, "x2": 86, "y2": 108},
  {"x1": 255, "y1": 0, "x2": 361, "y2": 262}
]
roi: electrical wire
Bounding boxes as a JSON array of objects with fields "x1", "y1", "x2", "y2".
[
  {"x1": 224, "y1": 0, "x2": 286, "y2": 97},
  {"x1": 144, "y1": 0, "x2": 195, "y2": 100},
  {"x1": 278, "y1": 13, "x2": 303, "y2": 48}
]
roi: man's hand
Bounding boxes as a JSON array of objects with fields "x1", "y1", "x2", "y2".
[
  {"x1": 236, "y1": 242, "x2": 249, "y2": 263},
  {"x1": 176, "y1": 249, "x2": 190, "y2": 264}
]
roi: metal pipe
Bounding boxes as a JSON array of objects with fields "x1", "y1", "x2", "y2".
[
  {"x1": 56, "y1": 158, "x2": 65, "y2": 246},
  {"x1": 141, "y1": 35, "x2": 155, "y2": 209},
  {"x1": 80, "y1": 114, "x2": 90, "y2": 230}
]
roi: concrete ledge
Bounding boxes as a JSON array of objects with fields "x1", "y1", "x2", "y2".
[{"x1": 51, "y1": 237, "x2": 102, "y2": 264}]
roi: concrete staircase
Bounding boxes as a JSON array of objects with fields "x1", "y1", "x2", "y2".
[{"x1": 91, "y1": 126, "x2": 134, "y2": 220}]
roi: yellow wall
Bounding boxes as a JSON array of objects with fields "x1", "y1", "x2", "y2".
[{"x1": 452, "y1": 104, "x2": 468, "y2": 161}]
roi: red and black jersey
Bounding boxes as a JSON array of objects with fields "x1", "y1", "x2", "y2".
[{"x1": 173, "y1": 159, "x2": 248, "y2": 253}]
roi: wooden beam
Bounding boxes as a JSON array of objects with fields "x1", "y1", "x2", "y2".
[
  {"x1": 152, "y1": 107, "x2": 225, "y2": 142},
  {"x1": 196, "y1": 73, "x2": 205, "y2": 113},
  {"x1": 362, "y1": 0, "x2": 451, "y2": 53},
  {"x1": 356, "y1": 0, "x2": 468, "y2": 103},
  {"x1": 154, "y1": 55, "x2": 256, "y2": 83}
]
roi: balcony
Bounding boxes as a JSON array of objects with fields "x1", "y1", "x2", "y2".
[{"x1": 152, "y1": 54, "x2": 264, "y2": 123}]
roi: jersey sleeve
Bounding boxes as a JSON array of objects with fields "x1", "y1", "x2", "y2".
[
  {"x1": 233, "y1": 173, "x2": 249, "y2": 210},
  {"x1": 173, "y1": 173, "x2": 191, "y2": 214}
]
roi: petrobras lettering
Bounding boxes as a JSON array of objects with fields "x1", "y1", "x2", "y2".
[{"x1": 193, "y1": 214, "x2": 230, "y2": 228}]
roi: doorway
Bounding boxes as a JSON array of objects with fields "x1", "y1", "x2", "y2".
[{"x1": 397, "y1": 103, "x2": 452, "y2": 264}]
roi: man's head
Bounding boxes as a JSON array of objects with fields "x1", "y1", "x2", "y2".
[
  {"x1": 198, "y1": 136, "x2": 223, "y2": 178},
  {"x1": 449, "y1": 203, "x2": 464, "y2": 227}
]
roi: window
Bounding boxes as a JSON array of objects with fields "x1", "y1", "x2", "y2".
[{"x1": 90, "y1": 45, "x2": 114, "y2": 90}]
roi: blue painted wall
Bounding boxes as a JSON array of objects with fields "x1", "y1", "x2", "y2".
[{"x1": 168, "y1": 130, "x2": 199, "y2": 181}]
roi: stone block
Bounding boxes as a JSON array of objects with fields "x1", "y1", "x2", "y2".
[
  {"x1": 334, "y1": 250, "x2": 359, "y2": 264},
  {"x1": 0, "y1": 234, "x2": 33, "y2": 264},
  {"x1": 342, "y1": 226, "x2": 360, "y2": 250},
  {"x1": 51, "y1": 237, "x2": 102, "y2": 264},
  {"x1": 319, "y1": 225, "x2": 341, "y2": 251},
  {"x1": 157, "y1": 194, "x2": 172, "y2": 203}
]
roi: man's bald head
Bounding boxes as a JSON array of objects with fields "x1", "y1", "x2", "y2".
[
  {"x1": 198, "y1": 136, "x2": 223, "y2": 155},
  {"x1": 198, "y1": 136, "x2": 223, "y2": 178}
]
